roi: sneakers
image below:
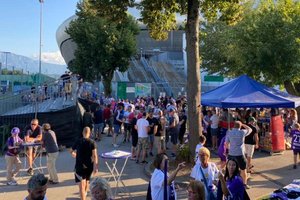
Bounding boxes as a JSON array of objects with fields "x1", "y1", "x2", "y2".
[
  {"x1": 7, "y1": 181, "x2": 18, "y2": 186},
  {"x1": 141, "y1": 160, "x2": 148, "y2": 164},
  {"x1": 113, "y1": 144, "x2": 119, "y2": 148},
  {"x1": 27, "y1": 168, "x2": 34, "y2": 176},
  {"x1": 244, "y1": 184, "x2": 251, "y2": 189},
  {"x1": 49, "y1": 180, "x2": 59, "y2": 184},
  {"x1": 149, "y1": 152, "x2": 154, "y2": 157},
  {"x1": 293, "y1": 164, "x2": 297, "y2": 169}
]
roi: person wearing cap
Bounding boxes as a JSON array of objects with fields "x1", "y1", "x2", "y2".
[
  {"x1": 41, "y1": 123, "x2": 59, "y2": 184},
  {"x1": 5, "y1": 127, "x2": 23, "y2": 186},
  {"x1": 245, "y1": 117, "x2": 259, "y2": 173},
  {"x1": 25, "y1": 173, "x2": 48, "y2": 200}
]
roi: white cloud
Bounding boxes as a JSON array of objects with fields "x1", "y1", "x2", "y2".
[{"x1": 32, "y1": 51, "x2": 66, "y2": 65}]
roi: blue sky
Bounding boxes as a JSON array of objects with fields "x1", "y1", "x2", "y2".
[{"x1": 0, "y1": 0, "x2": 79, "y2": 65}]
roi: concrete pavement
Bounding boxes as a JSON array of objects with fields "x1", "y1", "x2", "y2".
[{"x1": 0, "y1": 134, "x2": 299, "y2": 200}]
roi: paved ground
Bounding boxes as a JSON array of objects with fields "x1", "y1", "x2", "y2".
[{"x1": 0, "y1": 133, "x2": 299, "y2": 200}]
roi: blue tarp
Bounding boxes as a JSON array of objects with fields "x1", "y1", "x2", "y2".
[{"x1": 201, "y1": 75, "x2": 300, "y2": 108}]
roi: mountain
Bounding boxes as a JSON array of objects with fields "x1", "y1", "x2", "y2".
[{"x1": 0, "y1": 52, "x2": 67, "y2": 78}]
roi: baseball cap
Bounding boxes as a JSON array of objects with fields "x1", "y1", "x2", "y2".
[
  {"x1": 11, "y1": 127, "x2": 20, "y2": 134},
  {"x1": 249, "y1": 117, "x2": 257, "y2": 123}
]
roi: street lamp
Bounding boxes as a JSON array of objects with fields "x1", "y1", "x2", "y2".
[{"x1": 38, "y1": 0, "x2": 44, "y2": 85}]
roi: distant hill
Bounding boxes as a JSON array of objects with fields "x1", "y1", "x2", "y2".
[{"x1": 0, "y1": 52, "x2": 67, "y2": 78}]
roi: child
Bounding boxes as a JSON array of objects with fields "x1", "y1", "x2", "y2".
[
  {"x1": 290, "y1": 123, "x2": 300, "y2": 169},
  {"x1": 5, "y1": 127, "x2": 23, "y2": 185},
  {"x1": 194, "y1": 135, "x2": 206, "y2": 164}
]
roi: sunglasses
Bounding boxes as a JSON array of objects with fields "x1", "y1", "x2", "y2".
[{"x1": 31, "y1": 124, "x2": 38, "y2": 126}]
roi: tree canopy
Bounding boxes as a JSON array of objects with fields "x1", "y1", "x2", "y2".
[
  {"x1": 201, "y1": 0, "x2": 300, "y2": 95},
  {"x1": 66, "y1": 0, "x2": 139, "y2": 95}
]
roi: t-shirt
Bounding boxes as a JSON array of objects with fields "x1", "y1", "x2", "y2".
[
  {"x1": 190, "y1": 163, "x2": 219, "y2": 200},
  {"x1": 290, "y1": 129, "x2": 300, "y2": 151},
  {"x1": 151, "y1": 169, "x2": 177, "y2": 200},
  {"x1": 72, "y1": 138, "x2": 96, "y2": 172},
  {"x1": 147, "y1": 117, "x2": 159, "y2": 135},
  {"x1": 224, "y1": 176, "x2": 245, "y2": 200},
  {"x1": 93, "y1": 109, "x2": 104, "y2": 124},
  {"x1": 131, "y1": 118, "x2": 138, "y2": 137},
  {"x1": 136, "y1": 118, "x2": 149, "y2": 138},
  {"x1": 42, "y1": 130, "x2": 59, "y2": 153},
  {"x1": 169, "y1": 114, "x2": 179, "y2": 134},
  {"x1": 210, "y1": 114, "x2": 219, "y2": 129},
  {"x1": 26, "y1": 125, "x2": 42, "y2": 139},
  {"x1": 226, "y1": 128, "x2": 251, "y2": 156},
  {"x1": 114, "y1": 110, "x2": 124, "y2": 125},
  {"x1": 6, "y1": 136, "x2": 23, "y2": 156},
  {"x1": 194, "y1": 144, "x2": 204, "y2": 165},
  {"x1": 245, "y1": 124, "x2": 257, "y2": 145},
  {"x1": 83, "y1": 112, "x2": 94, "y2": 128},
  {"x1": 179, "y1": 115, "x2": 187, "y2": 131},
  {"x1": 103, "y1": 108, "x2": 111, "y2": 120}
]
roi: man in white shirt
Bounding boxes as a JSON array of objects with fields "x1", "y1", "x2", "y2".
[
  {"x1": 209, "y1": 109, "x2": 219, "y2": 150},
  {"x1": 135, "y1": 112, "x2": 149, "y2": 164}
]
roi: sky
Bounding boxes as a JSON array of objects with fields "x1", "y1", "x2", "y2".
[{"x1": 0, "y1": 0, "x2": 79, "y2": 65}]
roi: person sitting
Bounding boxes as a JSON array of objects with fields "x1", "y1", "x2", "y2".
[
  {"x1": 90, "y1": 177, "x2": 113, "y2": 200},
  {"x1": 24, "y1": 173, "x2": 48, "y2": 200},
  {"x1": 218, "y1": 158, "x2": 246, "y2": 200},
  {"x1": 151, "y1": 153, "x2": 185, "y2": 200},
  {"x1": 24, "y1": 119, "x2": 43, "y2": 176},
  {"x1": 5, "y1": 127, "x2": 23, "y2": 186},
  {"x1": 187, "y1": 180, "x2": 205, "y2": 200}
]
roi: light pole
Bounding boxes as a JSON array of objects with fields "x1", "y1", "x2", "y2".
[{"x1": 38, "y1": 0, "x2": 43, "y2": 85}]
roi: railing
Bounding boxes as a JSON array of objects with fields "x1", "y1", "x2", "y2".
[{"x1": 130, "y1": 57, "x2": 150, "y2": 82}]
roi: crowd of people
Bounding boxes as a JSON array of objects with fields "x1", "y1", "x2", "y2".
[{"x1": 4, "y1": 91, "x2": 300, "y2": 199}]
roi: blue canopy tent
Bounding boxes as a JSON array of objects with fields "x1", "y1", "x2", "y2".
[{"x1": 201, "y1": 75, "x2": 300, "y2": 108}]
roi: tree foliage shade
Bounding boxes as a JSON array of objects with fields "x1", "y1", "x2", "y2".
[
  {"x1": 66, "y1": 0, "x2": 139, "y2": 95},
  {"x1": 201, "y1": 0, "x2": 300, "y2": 95}
]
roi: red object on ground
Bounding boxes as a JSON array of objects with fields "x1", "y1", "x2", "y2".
[{"x1": 270, "y1": 115, "x2": 285, "y2": 152}]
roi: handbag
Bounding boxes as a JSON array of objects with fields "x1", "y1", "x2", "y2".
[{"x1": 199, "y1": 165, "x2": 217, "y2": 200}]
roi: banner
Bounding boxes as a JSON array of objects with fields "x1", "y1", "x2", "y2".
[
  {"x1": 135, "y1": 83, "x2": 151, "y2": 97},
  {"x1": 117, "y1": 82, "x2": 127, "y2": 100}
]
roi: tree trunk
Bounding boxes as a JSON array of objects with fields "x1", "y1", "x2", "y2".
[
  {"x1": 186, "y1": 0, "x2": 201, "y2": 159},
  {"x1": 284, "y1": 80, "x2": 299, "y2": 96},
  {"x1": 102, "y1": 71, "x2": 114, "y2": 96}
]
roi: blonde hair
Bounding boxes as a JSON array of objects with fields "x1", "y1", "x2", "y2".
[{"x1": 198, "y1": 147, "x2": 210, "y2": 158}]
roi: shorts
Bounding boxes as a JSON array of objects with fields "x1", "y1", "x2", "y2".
[
  {"x1": 137, "y1": 137, "x2": 148, "y2": 151},
  {"x1": 106, "y1": 118, "x2": 113, "y2": 128},
  {"x1": 94, "y1": 123, "x2": 104, "y2": 133},
  {"x1": 228, "y1": 155, "x2": 247, "y2": 170},
  {"x1": 113, "y1": 124, "x2": 121, "y2": 134},
  {"x1": 245, "y1": 144, "x2": 255, "y2": 158},
  {"x1": 293, "y1": 150, "x2": 300, "y2": 155},
  {"x1": 211, "y1": 128, "x2": 219, "y2": 136},
  {"x1": 154, "y1": 136, "x2": 166, "y2": 151},
  {"x1": 64, "y1": 83, "x2": 72, "y2": 93},
  {"x1": 170, "y1": 130, "x2": 178, "y2": 145},
  {"x1": 148, "y1": 134, "x2": 154, "y2": 143},
  {"x1": 74, "y1": 168, "x2": 93, "y2": 183},
  {"x1": 131, "y1": 133, "x2": 138, "y2": 147}
]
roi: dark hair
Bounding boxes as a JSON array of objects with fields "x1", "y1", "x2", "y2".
[
  {"x1": 199, "y1": 135, "x2": 206, "y2": 143},
  {"x1": 153, "y1": 153, "x2": 167, "y2": 169},
  {"x1": 224, "y1": 158, "x2": 240, "y2": 181}
]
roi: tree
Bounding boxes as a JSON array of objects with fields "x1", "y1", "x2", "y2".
[
  {"x1": 139, "y1": 0, "x2": 243, "y2": 157},
  {"x1": 201, "y1": 0, "x2": 300, "y2": 96},
  {"x1": 66, "y1": 0, "x2": 139, "y2": 95}
]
